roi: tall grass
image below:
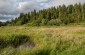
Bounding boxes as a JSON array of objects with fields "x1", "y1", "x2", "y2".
[
  {"x1": 0, "y1": 34, "x2": 30, "y2": 49},
  {"x1": 0, "y1": 26, "x2": 85, "y2": 55}
]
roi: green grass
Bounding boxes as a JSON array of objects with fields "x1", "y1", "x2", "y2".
[{"x1": 0, "y1": 26, "x2": 85, "y2": 55}]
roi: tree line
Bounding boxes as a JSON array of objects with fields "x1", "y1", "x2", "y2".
[{"x1": 1, "y1": 3, "x2": 85, "y2": 26}]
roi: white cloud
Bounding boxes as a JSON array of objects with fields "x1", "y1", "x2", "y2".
[
  {"x1": 36, "y1": 0, "x2": 48, "y2": 2},
  {"x1": 43, "y1": 0, "x2": 85, "y2": 8},
  {"x1": 18, "y1": 1, "x2": 37, "y2": 13}
]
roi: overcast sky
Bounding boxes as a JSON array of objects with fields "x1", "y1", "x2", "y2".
[{"x1": 0, "y1": 0, "x2": 85, "y2": 22}]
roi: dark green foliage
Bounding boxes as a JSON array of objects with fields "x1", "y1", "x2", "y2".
[
  {"x1": 0, "y1": 22, "x2": 7, "y2": 27},
  {"x1": 0, "y1": 37, "x2": 7, "y2": 48},
  {"x1": 0, "y1": 35, "x2": 30, "y2": 49},
  {"x1": 9, "y1": 35, "x2": 30, "y2": 48},
  {"x1": 7, "y1": 3, "x2": 85, "y2": 26},
  {"x1": 31, "y1": 47, "x2": 51, "y2": 55},
  {"x1": 34, "y1": 49, "x2": 51, "y2": 55}
]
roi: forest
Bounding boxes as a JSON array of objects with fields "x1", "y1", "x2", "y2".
[{"x1": 0, "y1": 3, "x2": 85, "y2": 26}]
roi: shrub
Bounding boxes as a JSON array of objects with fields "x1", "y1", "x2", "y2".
[
  {"x1": 9, "y1": 34, "x2": 30, "y2": 48},
  {"x1": 41, "y1": 19, "x2": 47, "y2": 26},
  {"x1": 0, "y1": 35, "x2": 30, "y2": 49},
  {"x1": 0, "y1": 37, "x2": 7, "y2": 49},
  {"x1": 28, "y1": 20, "x2": 41, "y2": 26},
  {"x1": 47, "y1": 19, "x2": 62, "y2": 26}
]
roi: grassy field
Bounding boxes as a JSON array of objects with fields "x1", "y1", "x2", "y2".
[{"x1": 0, "y1": 25, "x2": 85, "y2": 55}]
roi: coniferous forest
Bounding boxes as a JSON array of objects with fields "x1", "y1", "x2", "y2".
[{"x1": 5, "y1": 3, "x2": 85, "y2": 26}]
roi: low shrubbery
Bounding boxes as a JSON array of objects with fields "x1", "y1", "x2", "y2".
[
  {"x1": 0, "y1": 34, "x2": 30, "y2": 49},
  {"x1": 47, "y1": 19, "x2": 62, "y2": 26}
]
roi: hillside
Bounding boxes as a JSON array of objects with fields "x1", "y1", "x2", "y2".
[{"x1": 3, "y1": 3, "x2": 84, "y2": 26}]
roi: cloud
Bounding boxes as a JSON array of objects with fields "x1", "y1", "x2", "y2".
[
  {"x1": 0, "y1": 0, "x2": 85, "y2": 21},
  {"x1": 42, "y1": 0, "x2": 85, "y2": 8},
  {"x1": 17, "y1": 1, "x2": 38, "y2": 13},
  {"x1": 0, "y1": 0, "x2": 19, "y2": 15},
  {"x1": 17, "y1": 0, "x2": 49, "y2": 13},
  {"x1": 36, "y1": 0, "x2": 48, "y2": 2}
]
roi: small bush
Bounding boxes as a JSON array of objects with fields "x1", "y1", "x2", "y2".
[
  {"x1": 0, "y1": 37, "x2": 7, "y2": 49},
  {"x1": 41, "y1": 19, "x2": 47, "y2": 26},
  {"x1": 9, "y1": 34, "x2": 30, "y2": 48},
  {"x1": 47, "y1": 19, "x2": 62, "y2": 26},
  {"x1": 28, "y1": 20, "x2": 41, "y2": 26},
  {"x1": 0, "y1": 34, "x2": 30, "y2": 49}
]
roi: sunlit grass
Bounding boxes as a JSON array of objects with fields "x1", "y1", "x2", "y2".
[{"x1": 0, "y1": 26, "x2": 85, "y2": 55}]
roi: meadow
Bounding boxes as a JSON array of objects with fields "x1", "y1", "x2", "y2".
[{"x1": 0, "y1": 25, "x2": 85, "y2": 55}]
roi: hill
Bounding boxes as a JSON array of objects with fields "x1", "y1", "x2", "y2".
[{"x1": 6, "y1": 3, "x2": 85, "y2": 26}]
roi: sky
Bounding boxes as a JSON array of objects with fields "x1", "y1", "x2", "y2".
[{"x1": 0, "y1": 0, "x2": 85, "y2": 22}]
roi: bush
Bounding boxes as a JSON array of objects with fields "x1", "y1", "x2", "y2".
[
  {"x1": 27, "y1": 20, "x2": 41, "y2": 26},
  {"x1": 0, "y1": 37, "x2": 7, "y2": 49},
  {"x1": 0, "y1": 35, "x2": 30, "y2": 49},
  {"x1": 9, "y1": 34, "x2": 30, "y2": 48},
  {"x1": 47, "y1": 19, "x2": 62, "y2": 26},
  {"x1": 41, "y1": 19, "x2": 47, "y2": 26}
]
